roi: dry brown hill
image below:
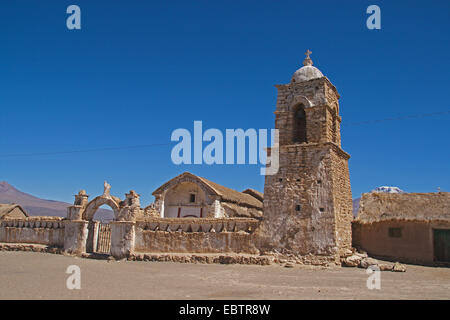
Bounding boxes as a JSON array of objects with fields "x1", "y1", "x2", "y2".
[{"x1": 0, "y1": 181, "x2": 112, "y2": 220}]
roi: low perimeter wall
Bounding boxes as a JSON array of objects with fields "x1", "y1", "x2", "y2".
[
  {"x1": 0, "y1": 217, "x2": 65, "y2": 247},
  {"x1": 0, "y1": 216, "x2": 261, "y2": 259},
  {"x1": 134, "y1": 218, "x2": 260, "y2": 254}
]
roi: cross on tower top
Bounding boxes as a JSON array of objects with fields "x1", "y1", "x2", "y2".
[{"x1": 303, "y1": 49, "x2": 313, "y2": 66}]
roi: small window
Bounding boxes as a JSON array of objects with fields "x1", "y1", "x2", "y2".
[
  {"x1": 279, "y1": 178, "x2": 283, "y2": 182},
  {"x1": 319, "y1": 208, "x2": 324, "y2": 212},
  {"x1": 189, "y1": 194, "x2": 196, "y2": 203},
  {"x1": 317, "y1": 180, "x2": 322, "y2": 184},
  {"x1": 388, "y1": 228, "x2": 402, "y2": 238},
  {"x1": 295, "y1": 205, "x2": 301, "y2": 212}
]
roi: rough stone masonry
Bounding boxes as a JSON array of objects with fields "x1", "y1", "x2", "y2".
[{"x1": 258, "y1": 51, "x2": 353, "y2": 265}]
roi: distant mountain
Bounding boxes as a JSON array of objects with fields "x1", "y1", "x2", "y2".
[
  {"x1": 371, "y1": 186, "x2": 405, "y2": 194},
  {"x1": 0, "y1": 181, "x2": 112, "y2": 221},
  {"x1": 352, "y1": 186, "x2": 405, "y2": 218}
]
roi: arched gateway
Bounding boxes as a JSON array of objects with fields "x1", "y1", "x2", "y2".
[
  {"x1": 83, "y1": 196, "x2": 119, "y2": 254},
  {"x1": 65, "y1": 182, "x2": 141, "y2": 256}
]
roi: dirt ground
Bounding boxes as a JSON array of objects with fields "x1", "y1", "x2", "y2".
[{"x1": 0, "y1": 251, "x2": 449, "y2": 299}]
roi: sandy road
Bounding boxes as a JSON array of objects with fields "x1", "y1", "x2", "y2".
[{"x1": 0, "y1": 251, "x2": 449, "y2": 299}]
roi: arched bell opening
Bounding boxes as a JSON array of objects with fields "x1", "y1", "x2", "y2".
[{"x1": 292, "y1": 103, "x2": 307, "y2": 144}]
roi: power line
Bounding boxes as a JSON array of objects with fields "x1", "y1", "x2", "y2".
[
  {"x1": 0, "y1": 143, "x2": 173, "y2": 158},
  {"x1": 0, "y1": 110, "x2": 449, "y2": 158},
  {"x1": 344, "y1": 110, "x2": 450, "y2": 126}
]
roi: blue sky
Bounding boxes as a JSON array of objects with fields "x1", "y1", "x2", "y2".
[{"x1": 1, "y1": 0, "x2": 449, "y2": 206}]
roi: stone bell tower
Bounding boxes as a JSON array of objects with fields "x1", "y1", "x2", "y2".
[{"x1": 261, "y1": 50, "x2": 352, "y2": 264}]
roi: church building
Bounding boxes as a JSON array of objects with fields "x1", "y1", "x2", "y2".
[{"x1": 152, "y1": 172, "x2": 263, "y2": 219}]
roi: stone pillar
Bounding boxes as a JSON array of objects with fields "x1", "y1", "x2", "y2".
[
  {"x1": 64, "y1": 220, "x2": 89, "y2": 254},
  {"x1": 110, "y1": 221, "x2": 135, "y2": 259},
  {"x1": 125, "y1": 190, "x2": 140, "y2": 207},
  {"x1": 67, "y1": 190, "x2": 89, "y2": 220},
  {"x1": 64, "y1": 190, "x2": 90, "y2": 254},
  {"x1": 66, "y1": 206, "x2": 84, "y2": 220},
  {"x1": 116, "y1": 190, "x2": 142, "y2": 221},
  {"x1": 74, "y1": 190, "x2": 89, "y2": 207}
]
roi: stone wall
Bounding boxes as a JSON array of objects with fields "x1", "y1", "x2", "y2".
[
  {"x1": 134, "y1": 218, "x2": 260, "y2": 254},
  {"x1": 0, "y1": 218, "x2": 65, "y2": 247},
  {"x1": 135, "y1": 231, "x2": 259, "y2": 254}
]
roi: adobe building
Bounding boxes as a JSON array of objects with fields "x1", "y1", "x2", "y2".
[
  {"x1": 260, "y1": 51, "x2": 353, "y2": 264},
  {"x1": 0, "y1": 204, "x2": 28, "y2": 219},
  {"x1": 353, "y1": 192, "x2": 450, "y2": 265},
  {"x1": 152, "y1": 172, "x2": 263, "y2": 219}
]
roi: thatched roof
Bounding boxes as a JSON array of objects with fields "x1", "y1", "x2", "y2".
[
  {"x1": 0, "y1": 203, "x2": 28, "y2": 219},
  {"x1": 221, "y1": 202, "x2": 263, "y2": 219},
  {"x1": 242, "y1": 189, "x2": 264, "y2": 202},
  {"x1": 153, "y1": 172, "x2": 263, "y2": 209},
  {"x1": 355, "y1": 192, "x2": 450, "y2": 224}
]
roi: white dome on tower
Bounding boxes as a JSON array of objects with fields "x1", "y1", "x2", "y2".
[{"x1": 291, "y1": 50, "x2": 324, "y2": 83}]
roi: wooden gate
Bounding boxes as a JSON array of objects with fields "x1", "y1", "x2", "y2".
[
  {"x1": 95, "y1": 223, "x2": 111, "y2": 254},
  {"x1": 433, "y1": 229, "x2": 450, "y2": 262}
]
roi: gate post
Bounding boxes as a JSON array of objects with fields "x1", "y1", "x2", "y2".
[
  {"x1": 64, "y1": 190, "x2": 90, "y2": 254},
  {"x1": 64, "y1": 220, "x2": 89, "y2": 254},
  {"x1": 110, "y1": 221, "x2": 135, "y2": 259}
]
